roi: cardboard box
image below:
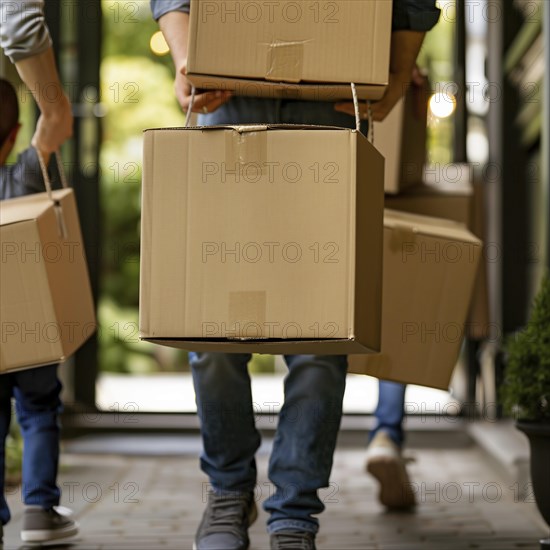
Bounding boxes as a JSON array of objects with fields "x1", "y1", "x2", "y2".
[
  {"x1": 375, "y1": 79, "x2": 430, "y2": 194},
  {"x1": 0, "y1": 189, "x2": 96, "y2": 373},
  {"x1": 140, "y1": 124, "x2": 384, "y2": 354},
  {"x1": 385, "y1": 164, "x2": 491, "y2": 339},
  {"x1": 467, "y1": 179, "x2": 490, "y2": 340},
  {"x1": 348, "y1": 210, "x2": 482, "y2": 390},
  {"x1": 187, "y1": 0, "x2": 392, "y2": 101}
]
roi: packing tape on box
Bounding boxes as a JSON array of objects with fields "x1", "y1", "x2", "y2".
[
  {"x1": 265, "y1": 40, "x2": 306, "y2": 83},
  {"x1": 389, "y1": 224, "x2": 418, "y2": 253},
  {"x1": 228, "y1": 291, "x2": 267, "y2": 337},
  {"x1": 225, "y1": 129, "x2": 268, "y2": 175}
]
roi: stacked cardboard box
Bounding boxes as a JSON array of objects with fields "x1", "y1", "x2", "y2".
[
  {"x1": 347, "y1": 99, "x2": 490, "y2": 387},
  {"x1": 0, "y1": 189, "x2": 96, "y2": 373},
  {"x1": 187, "y1": 0, "x2": 392, "y2": 100},
  {"x1": 348, "y1": 210, "x2": 482, "y2": 390},
  {"x1": 140, "y1": 124, "x2": 384, "y2": 354},
  {"x1": 385, "y1": 165, "x2": 490, "y2": 340}
]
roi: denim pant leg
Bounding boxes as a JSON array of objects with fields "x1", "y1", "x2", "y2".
[
  {"x1": 13, "y1": 365, "x2": 62, "y2": 509},
  {"x1": 264, "y1": 354, "x2": 347, "y2": 535},
  {"x1": 190, "y1": 352, "x2": 261, "y2": 494},
  {"x1": 0, "y1": 378, "x2": 13, "y2": 526},
  {"x1": 197, "y1": 97, "x2": 280, "y2": 126},
  {"x1": 279, "y1": 99, "x2": 367, "y2": 132},
  {"x1": 370, "y1": 381, "x2": 407, "y2": 447},
  {"x1": 197, "y1": 96, "x2": 364, "y2": 132}
]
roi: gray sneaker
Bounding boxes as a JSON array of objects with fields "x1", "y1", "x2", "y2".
[
  {"x1": 270, "y1": 531, "x2": 316, "y2": 550},
  {"x1": 194, "y1": 491, "x2": 257, "y2": 550},
  {"x1": 21, "y1": 506, "x2": 79, "y2": 543}
]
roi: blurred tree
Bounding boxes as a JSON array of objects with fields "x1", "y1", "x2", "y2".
[{"x1": 99, "y1": 1, "x2": 186, "y2": 373}]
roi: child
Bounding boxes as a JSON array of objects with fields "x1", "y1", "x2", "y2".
[{"x1": 0, "y1": 78, "x2": 78, "y2": 546}]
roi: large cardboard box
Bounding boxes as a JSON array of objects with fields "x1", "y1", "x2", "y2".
[
  {"x1": 187, "y1": 0, "x2": 392, "y2": 101},
  {"x1": 376, "y1": 79, "x2": 430, "y2": 194},
  {"x1": 467, "y1": 178, "x2": 490, "y2": 340},
  {"x1": 385, "y1": 164, "x2": 490, "y2": 339},
  {"x1": 348, "y1": 210, "x2": 482, "y2": 390},
  {"x1": 140, "y1": 124, "x2": 384, "y2": 354},
  {"x1": 0, "y1": 189, "x2": 96, "y2": 373}
]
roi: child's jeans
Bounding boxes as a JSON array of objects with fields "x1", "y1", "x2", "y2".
[
  {"x1": 0, "y1": 365, "x2": 62, "y2": 526},
  {"x1": 370, "y1": 381, "x2": 407, "y2": 447}
]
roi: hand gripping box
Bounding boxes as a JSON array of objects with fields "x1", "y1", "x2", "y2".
[
  {"x1": 187, "y1": 0, "x2": 392, "y2": 101},
  {"x1": 139, "y1": 124, "x2": 384, "y2": 354},
  {"x1": 0, "y1": 189, "x2": 96, "y2": 373},
  {"x1": 348, "y1": 209, "x2": 482, "y2": 390}
]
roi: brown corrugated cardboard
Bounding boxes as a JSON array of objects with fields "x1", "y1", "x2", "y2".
[
  {"x1": 385, "y1": 163, "x2": 491, "y2": 339},
  {"x1": 187, "y1": 0, "x2": 392, "y2": 101},
  {"x1": 375, "y1": 79, "x2": 430, "y2": 194},
  {"x1": 0, "y1": 189, "x2": 96, "y2": 373},
  {"x1": 140, "y1": 124, "x2": 384, "y2": 353},
  {"x1": 467, "y1": 179, "x2": 490, "y2": 340},
  {"x1": 348, "y1": 210, "x2": 482, "y2": 390}
]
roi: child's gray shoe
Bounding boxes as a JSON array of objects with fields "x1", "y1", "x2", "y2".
[{"x1": 21, "y1": 505, "x2": 78, "y2": 543}]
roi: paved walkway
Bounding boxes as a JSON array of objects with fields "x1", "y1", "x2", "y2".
[{"x1": 3, "y1": 437, "x2": 548, "y2": 549}]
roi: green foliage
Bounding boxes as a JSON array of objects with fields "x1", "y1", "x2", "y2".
[
  {"x1": 501, "y1": 274, "x2": 550, "y2": 421},
  {"x1": 99, "y1": 0, "x2": 185, "y2": 374},
  {"x1": 249, "y1": 354, "x2": 275, "y2": 374},
  {"x1": 5, "y1": 415, "x2": 23, "y2": 485},
  {"x1": 98, "y1": 299, "x2": 190, "y2": 373},
  {"x1": 102, "y1": 0, "x2": 173, "y2": 72}
]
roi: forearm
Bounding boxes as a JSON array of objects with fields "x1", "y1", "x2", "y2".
[
  {"x1": 390, "y1": 31, "x2": 426, "y2": 78},
  {"x1": 15, "y1": 47, "x2": 66, "y2": 118},
  {"x1": 159, "y1": 11, "x2": 190, "y2": 72}
]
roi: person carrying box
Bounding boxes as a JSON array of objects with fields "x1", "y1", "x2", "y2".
[
  {"x1": 0, "y1": 78, "x2": 78, "y2": 548},
  {"x1": 0, "y1": 1, "x2": 76, "y2": 546},
  {"x1": 151, "y1": 1, "x2": 440, "y2": 548}
]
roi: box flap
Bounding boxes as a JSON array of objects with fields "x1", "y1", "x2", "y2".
[
  {"x1": 143, "y1": 124, "x2": 353, "y2": 133},
  {"x1": 142, "y1": 337, "x2": 378, "y2": 355},
  {"x1": 384, "y1": 209, "x2": 481, "y2": 245},
  {"x1": 0, "y1": 189, "x2": 72, "y2": 227},
  {"x1": 186, "y1": 74, "x2": 387, "y2": 101}
]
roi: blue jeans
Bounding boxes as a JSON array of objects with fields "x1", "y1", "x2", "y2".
[
  {"x1": 0, "y1": 365, "x2": 62, "y2": 526},
  {"x1": 191, "y1": 353, "x2": 347, "y2": 535},
  {"x1": 197, "y1": 95, "x2": 369, "y2": 132},
  {"x1": 193, "y1": 97, "x2": 362, "y2": 534},
  {"x1": 371, "y1": 381, "x2": 407, "y2": 447}
]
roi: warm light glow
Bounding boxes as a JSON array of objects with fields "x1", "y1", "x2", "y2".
[
  {"x1": 150, "y1": 31, "x2": 169, "y2": 56},
  {"x1": 429, "y1": 93, "x2": 456, "y2": 118}
]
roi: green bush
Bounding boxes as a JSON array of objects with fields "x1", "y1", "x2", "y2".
[
  {"x1": 501, "y1": 273, "x2": 550, "y2": 421},
  {"x1": 5, "y1": 416, "x2": 23, "y2": 486}
]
